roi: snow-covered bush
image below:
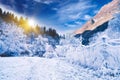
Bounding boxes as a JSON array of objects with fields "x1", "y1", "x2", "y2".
[
  {"x1": 0, "y1": 22, "x2": 27, "y2": 56},
  {"x1": 0, "y1": 20, "x2": 59, "y2": 57},
  {"x1": 55, "y1": 34, "x2": 82, "y2": 57},
  {"x1": 43, "y1": 43, "x2": 57, "y2": 58},
  {"x1": 55, "y1": 14, "x2": 120, "y2": 70},
  {"x1": 55, "y1": 35, "x2": 120, "y2": 70},
  {"x1": 106, "y1": 13, "x2": 120, "y2": 39},
  {"x1": 29, "y1": 36, "x2": 48, "y2": 57}
]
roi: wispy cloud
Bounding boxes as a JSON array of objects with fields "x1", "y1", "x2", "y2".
[
  {"x1": 84, "y1": 15, "x2": 92, "y2": 20},
  {"x1": 34, "y1": 0, "x2": 55, "y2": 4},
  {"x1": 56, "y1": 0, "x2": 96, "y2": 28},
  {"x1": 94, "y1": 10, "x2": 99, "y2": 14},
  {"x1": 65, "y1": 23, "x2": 77, "y2": 28}
]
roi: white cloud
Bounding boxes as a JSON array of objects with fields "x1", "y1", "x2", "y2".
[
  {"x1": 57, "y1": 0, "x2": 96, "y2": 22},
  {"x1": 34, "y1": 0, "x2": 54, "y2": 4},
  {"x1": 43, "y1": 1, "x2": 53, "y2": 4},
  {"x1": 52, "y1": 7, "x2": 58, "y2": 11},
  {"x1": 68, "y1": 13, "x2": 81, "y2": 20},
  {"x1": 64, "y1": 21, "x2": 82, "y2": 28},
  {"x1": 65, "y1": 23, "x2": 77, "y2": 28},
  {"x1": 56, "y1": 0, "x2": 96, "y2": 29},
  {"x1": 84, "y1": 15, "x2": 92, "y2": 20},
  {"x1": 34, "y1": 0, "x2": 42, "y2": 2},
  {"x1": 74, "y1": 21, "x2": 82, "y2": 25}
]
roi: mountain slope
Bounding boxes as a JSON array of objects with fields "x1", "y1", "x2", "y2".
[{"x1": 75, "y1": 0, "x2": 120, "y2": 34}]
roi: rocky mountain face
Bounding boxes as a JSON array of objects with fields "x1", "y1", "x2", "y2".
[
  {"x1": 75, "y1": 0, "x2": 120, "y2": 34},
  {"x1": 74, "y1": 0, "x2": 120, "y2": 45}
]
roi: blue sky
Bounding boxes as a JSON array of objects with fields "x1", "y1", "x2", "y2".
[{"x1": 0, "y1": 0, "x2": 112, "y2": 33}]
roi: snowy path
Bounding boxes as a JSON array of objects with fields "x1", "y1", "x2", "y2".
[{"x1": 0, "y1": 57, "x2": 120, "y2": 80}]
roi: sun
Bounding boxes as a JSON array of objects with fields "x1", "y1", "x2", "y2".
[{"x1": 28, "y1": 19, "x2": 36, "y2": 27}]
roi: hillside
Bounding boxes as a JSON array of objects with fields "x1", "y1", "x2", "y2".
[
  {"x1": 0, "y1": 8, "x2": 61, "y2": 57},
  {"x1": 0, "y1": 8, "x2": 59, "y2": 38},
  {"x1": 75, "y1": 0, "x2": 120, "y2": 34}
]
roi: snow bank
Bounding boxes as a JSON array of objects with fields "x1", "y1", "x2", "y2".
[{"x1": 0, "y1": 57, "x2": 120, "y2": 80}]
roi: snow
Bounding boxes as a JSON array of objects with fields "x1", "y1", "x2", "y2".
[
  {"x1": 53, "y1": 13, "x2": 120, "y2": 71},
  {"x1": 0, "y1": 22, "x2": 27, "y2": 56},
  {"x1": 0, "y1": 12, "x2": 120, "y2": 80},
  {"x1": 0, "y1": 57, "x2": 120, "y2": 80},
  {"x1": 0, "y1": 21, "x2": 53, "y2": 57}
]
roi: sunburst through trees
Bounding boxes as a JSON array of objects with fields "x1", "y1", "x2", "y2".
[{"x1": 0, "y1": 8, "x2": 60, "y2": 39}]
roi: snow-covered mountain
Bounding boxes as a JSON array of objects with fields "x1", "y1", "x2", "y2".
[
  {"x1": 75, "y1": 0, "x2": 120, "y2": 34},
  {"x1": 74, "y1": 0, "x2": 120, "y2": 45}
]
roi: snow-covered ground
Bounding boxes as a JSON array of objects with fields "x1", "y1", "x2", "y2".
[{"x1": 0, "y1": 57, "x2": 120, "y2": 80}]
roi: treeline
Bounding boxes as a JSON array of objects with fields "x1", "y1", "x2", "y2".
[{"x1": 0, "y1": 8, "x2": 59, "y2": 39}]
